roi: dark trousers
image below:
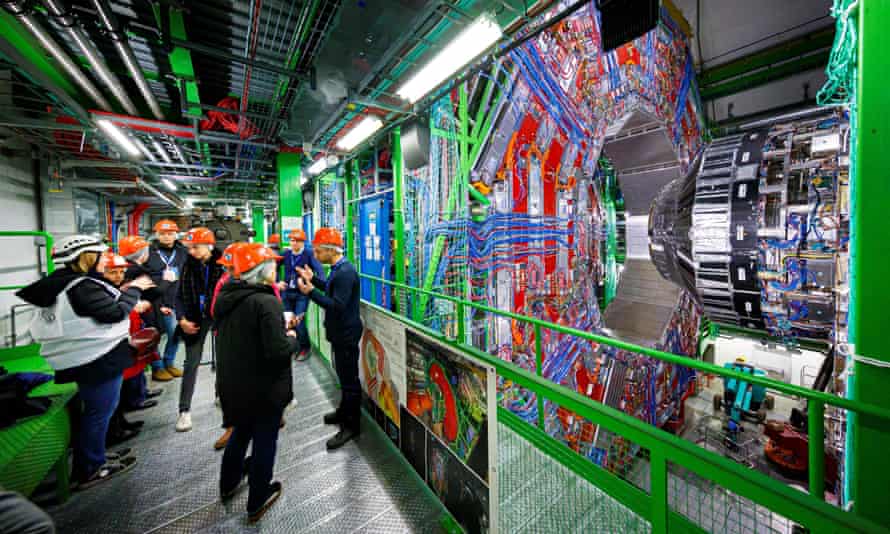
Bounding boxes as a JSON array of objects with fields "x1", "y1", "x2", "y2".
[
  {"x1": 0, "y1": 491, "x2": 55, "y2": 534},
  {"x1": 121, "y1": 372, "x2": 147, "y2": 409},
  {"x1": 74, "y1": 374, "x2": 123, "y2": 479},
  {"x1": 220, "y1": 411, "x2": 283, "y2": 512},
  {"x1": 179, "y1": 318, "x2": 211, "y2": 413},
  {"x1": 332, "y1": 342, "x2": 361, "y2": 432}
]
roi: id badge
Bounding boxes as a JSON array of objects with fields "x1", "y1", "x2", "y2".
[
  {"x1": 163, "y1": 267, "x2": 178, "y2": 282},
  {"x1": 289, "y1": 277, "x2": 296, "y2": 289}
]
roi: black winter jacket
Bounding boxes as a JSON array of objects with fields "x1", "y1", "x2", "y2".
[
  {"x1": 16, "y1": 268, "x2": 141, "y2": 384},
  {"x1": 144, "y1": 241, "x2": 188, "y2": 309},
  {"x1": 307, "y1": 259, "x2": 363, "y2": 345},
  {"x1": 214, "y1": 282, "x2": 297, "y2": 426},
  {"x1": 175, "y1": 249, "x2": 224, "y2": 326}
]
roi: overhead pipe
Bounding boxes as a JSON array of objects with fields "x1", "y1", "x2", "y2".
[
  {"x1": 1, "y1": 1, "x2": 112, "y2": 110},
  {"x1": 136, "y1": 177, "x2": 185, "y2": 208},
  {"x1": 90, "y1": 0, "x2": 163, "y2": 119},
  {"x1": 42, "y1": 0, "x2": 139, "y2": 115}
]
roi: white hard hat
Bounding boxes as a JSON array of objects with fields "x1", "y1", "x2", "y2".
[{"x1": 53, "y1": 234, "x2": 107, "y2": 264}]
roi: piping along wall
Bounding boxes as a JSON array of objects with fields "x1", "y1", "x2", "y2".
[{"x1": 404, "y1": 2, "x2": 705, "y2": 474}]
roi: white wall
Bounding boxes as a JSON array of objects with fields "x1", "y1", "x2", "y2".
[
  {"x1": 625, "y1": 215, "x2": 650, "y2": 260},
  {"x1": 709, "y1": 334, "x2": 827, "y2": 389},
  {"x1": 0, "y1": 147, "x2": 42, "y2": 347}
]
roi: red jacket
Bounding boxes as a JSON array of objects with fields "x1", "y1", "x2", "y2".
[{"x1": 124, "y1": 306, "x2": 159, "y2": 380}]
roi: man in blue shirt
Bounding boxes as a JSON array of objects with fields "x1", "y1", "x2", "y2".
[
  {"x1": 278, "y1": 228, "x2": 323, "y2": 360},
  {"x1": 296, "y1": 227, "x2": 363, "y2": 450}
]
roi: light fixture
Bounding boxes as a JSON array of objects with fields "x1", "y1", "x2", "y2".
[
  {"x1": 396, "y1": 14, "x2": 502, "y2": 103},
  {"x1": 96, "y1": 119, "x2": 141, "y2": 158},
  {"x1": 336, "y1": 116, "x2": 384, "y2": 151},
  {"x1": 152, "y1": 139, "x2": 172, "y2": 163},
  {"x1": 300, "y1": 171, "x2": 309, "y2": 186},
  {"x1": 132, "y1": 137, "x2": 156, "y2": 162},
  {"x1": 162, "y1": 178, "x2": 177, "y2": 191},
  {"x1": 308, "y1": 157, "x2": 329, "y2": 176}
]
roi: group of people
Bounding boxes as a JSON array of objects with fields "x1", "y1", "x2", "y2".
[{"x1": 16, "y1": 221, "x2": 363, "y2": 523}]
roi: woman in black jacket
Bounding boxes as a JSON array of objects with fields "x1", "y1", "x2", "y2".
[
  {"x1": 173, "y1": 227, "x2": 224, "y2": 432},
  {"x1": 214, "y1": 243, "x2": 296, "y2": 523},
  {"x1": 16, "y1": 235, "x2": 154, "y2": 489}
]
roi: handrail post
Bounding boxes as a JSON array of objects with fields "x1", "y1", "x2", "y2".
[
  {"x1": 650, "y1": 450, "x2": 668, "y2": 533},
  {"x1": 808, "y1": 400, "x2": 825, "y2": 501},
  {"x1": 456, "y1": 300, "x2": 465, "y2": 344},
  {"x1": 535, "y1": 324, "x2": 544, "y2": 430}
]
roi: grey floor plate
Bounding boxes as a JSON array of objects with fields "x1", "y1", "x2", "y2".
[{"x1": 47, "y1": 353, "x2": 449, "y2": 533}]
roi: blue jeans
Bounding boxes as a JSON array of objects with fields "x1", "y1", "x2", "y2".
[
  {"x1": 220, "y1": 410, "x2": 283, "y2": 512},
  {"x1": 75, "y1": 374, "x2": 123, "y2": 479},
  {"x1": 154, "y1": 312, "x2": 180, "y2": 370},
  {"x1": 293, "y1": 296, "x2": 310, "y2": 351}
]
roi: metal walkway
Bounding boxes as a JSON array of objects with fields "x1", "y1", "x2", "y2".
[{"x1": 47, "y1": 355, "x2": 449, "y2": 533}]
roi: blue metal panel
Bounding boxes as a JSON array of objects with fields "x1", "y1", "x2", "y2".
[
  {"x1": 302, "y1": 213, "x2": 314, "y2": 242},
  {"x1": 358, "y1": 193, "x2": 392, "y2": 307}
]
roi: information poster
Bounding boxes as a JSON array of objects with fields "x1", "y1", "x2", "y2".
[
  {"x1": 359, "y1": 303, "x2": 406, "y2": 446},
  {"x1": 400, "y1": 330, "x2": 498, "y2": 534}
]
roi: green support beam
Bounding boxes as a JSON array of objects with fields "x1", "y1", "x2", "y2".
[
  {"x1": 700, "y1": 51, "x2": 831, "y2": 101},
  {"x1": 699, "y1": 27, "x2": 835, "y2": 87},
  {"x1": 277, "y1": 152, "x2": 304, "y2": 238},
  {"x1": 345, "y1": 160, "x2": 356, "y2": 265},
  {"x1": 392, "y1": 127, "x2": 406, "y2": 315},
  {"x1": 163, "y1": 7, "x2": 201, "y2": 119},
  {"x1": 251, "y1": 206, "x2": 265, "y2": 243},
  {"x1": 851, "y1": 0, "x2": 890, "y2": 524}
]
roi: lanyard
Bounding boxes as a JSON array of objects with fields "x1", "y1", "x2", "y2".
[
  {"x1": 203, "y1": 264, "x2": 210, "y2": 293},
  {"x1": 159, "y1": 249, "x2": 177, "y2": 267}
]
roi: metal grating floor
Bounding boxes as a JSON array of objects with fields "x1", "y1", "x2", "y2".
[{"x1": 47, "y1": 352, "x2": 449, "y2": 533}]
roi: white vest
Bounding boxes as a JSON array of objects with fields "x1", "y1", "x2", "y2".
[{"x1": 28, "y1": 277, "x2": 130, "y2": 371}]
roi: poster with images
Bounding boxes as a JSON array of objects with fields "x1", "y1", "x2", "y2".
[
  {"x1": 401, "y1": 330, "x2": 498, "y2": 534},
  {"x1": 359, "y1": 304, "x2": 407, "y2": 446}
]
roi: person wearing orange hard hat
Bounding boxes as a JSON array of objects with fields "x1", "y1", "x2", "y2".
[
  {"x1": 278, "y1": 227, "x2": 322, "y2": 361},
  {"x1": 295, "y1": 227, "x2": 363, "y2": 450},
  {"x1": 145, "y1": 219, "x2": 187, "y2": 382},
  {"x1": 267, "y1": 233, "x2": 281, "y2": 253},
  {"x1": 215, "y1": 242, "x2": 296, "y2": 521},
  {"x1": 173, "y1": 227, "x2": 224, "y2": 432}
]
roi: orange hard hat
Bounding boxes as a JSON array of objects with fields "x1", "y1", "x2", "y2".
[
  {"x1": 102, "y1": 251, "x2": 128, "y2": 269},
  {"x1": 231, "y1": 242, "x2": 282, "y2": 277},
  {"x1": 268, "y1": 233, "x2": 281, "y2": 245},
  {"x1": 183, "y1": 227, "x2": 215, "y2": 245},
  {"x1": 288, "y1": 228, "x2": 307, "y2": 241},
  {"x1": 217, "y1": 241, "x2": 248, "y2": 267},
  {"x1": 118, "y1": 235, "x2": 150, "y2": 258},
  {"x1": 154, "y1": 219, "x2": 179, "y2": 233},
  {"x1": 312, "y1": 227, "x2": 343, "y2": 249}
]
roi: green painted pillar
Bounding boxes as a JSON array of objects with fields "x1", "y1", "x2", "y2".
[
  {"x1": 392, "y1": 127, "x2": 406, "y2": 315},
  {"x1": 277, "y1": 152, "x2": 304, "y2": 237},
  {"x1": 345, "y1": 160, "x2": 356, "y2": 265},
  {"x1": 851, "y1": 0, "x2": 890, "y2": 524},
  {"x1": 251, "y1": 206, "x2": 265, "y2": 243}
]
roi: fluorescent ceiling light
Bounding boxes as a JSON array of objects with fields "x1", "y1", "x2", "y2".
[
  {"x1": 152, "y1": 139, "x2": 172, "y2": 163},
  {"x1": 336, "y1": 116, "x2": 384, "y2": 151},
  {"x1": 162, "y1": 178, "x2": 177, "y2": 191},
  {"x1": 132, "y1": 137, "x2": 156, "y2": 162},
  {"x1": 96, "y1": 119, "x2": 141, "y2": 158},
  {"x1": 308, "y1": 157, "x2": 329, "y2": 176},
  {"x1": 396, "y1": 14, "x2": 501, "y2": 103}
]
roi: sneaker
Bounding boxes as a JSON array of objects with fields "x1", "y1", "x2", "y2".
[
  {"x1": 76, "y1": 456, "x2": 137, "y2": 491},
  {"x1": 106, "y1": 448, "x2": 134, "y2": 461},
  {"x1": 247, "y1": 481, "x2": 282, "y2": 523},
  {"x1": 326, "y1": 428, "x2": 359, "y2": 451},
  {"x1": 295, "y1": 348, "x2": 310, "y2": 362},
  {"x1": 152, "y1": 368, "x2": 173, "y2": 382},
  {"x1": 106, "y1": 428, "x2": 139, "y2": 447},
  {"x1": 166, "y1": 366, "x2": 183, "y2": 378},
  {"x1": 214, "y1": 428, "x2": 233, "y2": 450},
  {"x1": 146, "y1": 388, "x2": 163, "y2": 399},
  {"x1": 176, "y1": 412, "x2": 192, "y2": 432},
  {"x1": 323, "y1": 412, "x2": 341, "y2": 425},
  {"x1": 220, "y1": 456, "x2": 251, "y2": 500},
  {"x1": 120, "y1": 419, "x2": 145, "y2": 431},
  {"x1": 124, "y1": 399, "x2": 158, "y2": 412}
]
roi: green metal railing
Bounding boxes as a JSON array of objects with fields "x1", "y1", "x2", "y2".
[
  {"x1": 0, "y1": 231, "x2": 54, "y2": 291},
  {"x1": 356, "y1": 273, "x2": 890, "y2": 533}
]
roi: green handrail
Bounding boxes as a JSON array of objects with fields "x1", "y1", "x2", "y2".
[
  {"x1": 0, "y1": 231, "x2": 55, "y2": 291},
  {"x1": 359, "y1": 273, "x2": 890, "y2": 422},
  {"x1": 357, "y1": 293, "x2": 888, "y2": 533}
]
